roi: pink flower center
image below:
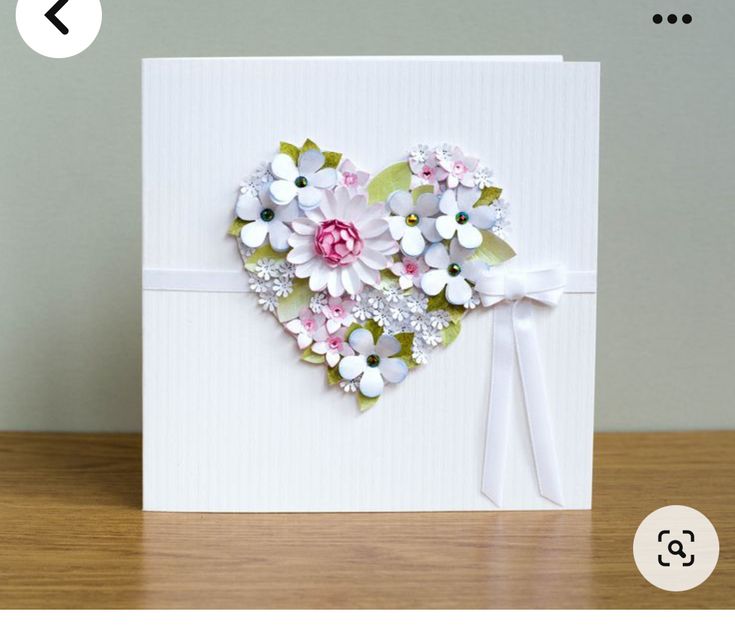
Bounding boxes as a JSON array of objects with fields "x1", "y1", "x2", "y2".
[
  {"x1": 327, "y1": 336, "x2": 343, "y2": 351},
  {"x1": 331, "y1": 305, "x2": 345, "y2": 318},
  {"x1": 404, "y1": 261, "x2": 419, "y2": 275},
  {"x1": 303, "y1": 319, "x2": 316, "y2": 333},
  {"x1": 342, "y1": 172, "x2": 358, "y2": 187},
  {"x1": 421, "y1": 165, "x2": 434, "y2": 180},
  {"x1": 452, "y1": 162, "x2": 468, "y2": 176},
  {"x1": 314, "y1": 219, "x2": 364, "y2": 268}
]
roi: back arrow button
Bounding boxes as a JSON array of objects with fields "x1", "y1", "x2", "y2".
[{"x1": 45, "y1": 0, "x2": 70, "y2": 35}]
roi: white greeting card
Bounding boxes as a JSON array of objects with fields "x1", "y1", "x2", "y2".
[{"x1": 142, "y1": 56, "x2": 599, "y2": 511}]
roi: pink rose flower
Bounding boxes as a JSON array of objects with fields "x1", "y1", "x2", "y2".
[
  {"x1": 390, "y1": 255, "x2": 429, "y2": 290},
  {"x1": 285, "y1": 308, "x2": 326, "y2": 349},
  {"x1": 323, "y1": 296, "x2": 355, "y2": 333},
  {"x1": 314, "y1": 219, "x2": 364, "y2": 267}
]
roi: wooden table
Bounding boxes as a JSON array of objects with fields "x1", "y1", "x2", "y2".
[{"x1": 0, "y1": 431, "x2": 732, "y2": 609}]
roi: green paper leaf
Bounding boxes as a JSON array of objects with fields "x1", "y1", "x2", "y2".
[
  {"x1": 442, "y1": 321, "x2": 462, "y2": 347},
  {"x1": 393, "y1": 332, "x2": 419, "y2": 369},
  {"x1": 358, "y1": 392, "x2": 379, "y2": 412},
  {"x1": 364, "y1": 319, "x2": 382, "y2": 344},
  {"x1": 380, "y1": 269, "x2": 399, "y2": 288},
  {"x1": 322, "y1": 151, "x2": 342, "y2": 169},
  {"x1": 412, "y1": 185, "x2": 435, "y2": 203},
  {"x1": 228, "y1": 217, "x2": 247, "y2": 237},
  {"x1": 426, "y1": 293, "x2": 466, "y2": 323},
  {"x1": 244, "y1": 243, "x2": 287, "y2": 271},
  {"x1": 327, "y1": 365, "x2": 341, "y2": 386},
  {"x1": 276, "y1": 278, "x2": 311, "y2": 323},
  {"x1": 367, "y1": 162, "x2": 412, "y2": 205},
  {"x1": 279, "y1": 142, "x2": 300, "y2": 163},
  {"x1": 470, "y1": 231, "x2": 516, "y2": 266},
  {"x1": 474, "y1": 186, "x2": 502, "y2": 207},
  {"x1": 301, "y1": 138, "x2": 320, "y2": 153},
  {"x1": 301, "y1": 347, "x2": 326, "y2": 364}
]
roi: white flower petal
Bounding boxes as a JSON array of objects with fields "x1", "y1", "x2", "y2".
[
  {"x1": 435, "y1": 214, "x2": 457, "y2": 240},
  {"x1": 298, "y1": 149, "x2": 325, "y2": 175},
  {"x1": 400, "y1": 226, "x2": 426, "y2": 256},
  {"x1": 462, "y1": 260, "x2": 487, "y2": 283},
  {"x1": 359, "y1": 247, "x2": 389, "y2": 270},
  {"x1": 297, "y1": 333, "x2": 313, "y2": 349},
  {"x1": 399, "y1": 275, "x2": 413, "y2": 290},
  {"x1": 339, "y1": 355, "x2": 366, "y2": 380},
  {"x1": 326, "y1": 352, "x2": 340, "y2": 367},
  {"x1": 271, "y1": 153, "x2": 299, "y2": 181},
  {"x1": 327, "y1": 269, "x2": 344, "y2": 297},
  {"x1": 353, "y1": 260, "x2": 380, "y2": 287},
  {"x1": 235, "y1": 194, "x2": 261, "y2": 220},
  {"x1": 268, "y1": 220, "x2": 291, "y2": 252},
  {"x1": 388, "y1": 216, "x2": 407, "y2": 240},
  {"x1": 240, "y1": 220, "x2": 268, "y2": 248},
  {"x1": 456, "y1": 223, "x2": 482, "y2": 249},
  {"x1": 312, "y1": 342, "x2": 328, "y2": 355},
  {"x1": 439, "y1": 190, "x2": 458, "y2": 216},
  {"x1": 277, "y1": 200, "x2": 300, "y2": 223},
  {"x1": 379, "y1": 357, "x2": 408, "y2": 384},
  {"x1": 388, "y1": 190, "x2": 413, "y2": 216},
  {"x1": 287, "y1": 244, "x2": 315, "y2": 264},
  {"x1": 376, "y1": 334, "x2": 401, "y2": 358},
  {"x1": 341, "y1": 266, "x2": 361, "y2": 295},
  {"x1": 419, "y1": 216, "x2": 441, "y2": 243},
  {"x1": 421, "y1": 269, "x2": 449, "y2": 296},
  {"x1": 415, "y1": 192, "x2": 439, "y2": 216},
  {"x1": 446, "y1": 276, "x2": 472, "y2": 305},
  {"x1": 290, "y1": 219, "x2": 316, "y2": 236},
  {"x1": 348, "y1": 328, "x2": 375, "y2": 355},
  {"x1": 470, "y1": 204, "x2": 494, "y2": 229},
  {"x1": 456, "y1": 185, "x2": 481, "y2": 211},
  {"x1": 297, "y1": 185, "x2": 322, "y2": 211},
  {"x1": 326, "y1": 318, "x2": 341, "y2": 334},
  {"x1": 294, "y1": 256, "x2": 318, "y2": 278},
  {"x1": 308, "y1": 262, "x2": 330, "y2": 291},
  {"x1": 424, "y1": 242, "x2": 450, "y2": 269},
  {"x1": 285, "y1": 320, "x2": 304, "y2": 333},
  {"x1": 360, "y1": 219, "x2": 390, "y2": 238},
  {"x1": 309, "y1": 167, "x2": 337, "y2": 189},
  {"x1": 359, "y1": 366, "x2": 384, "y2": 398},
  {"x1": 270, "y1": 179, "x2": 297, "y2": 205}
]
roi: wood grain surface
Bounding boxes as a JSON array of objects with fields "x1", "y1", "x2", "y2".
[{"x1": 0, "y1": 431, "x2": 732, "y2": 609}]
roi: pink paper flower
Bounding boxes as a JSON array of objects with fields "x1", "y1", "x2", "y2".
[
  {"x1": 311, "y1": 326, "x2": 355, "y2": 367},
  {"x1": 314, "y1": 219, "x2": 364, "y2": 267},
  {"x1": 409, "y1": 155, "x2": 441, "y2": 191},
  {"x1": 285, "y1": 308, "x2": 326, "y2": 349},
  {"x1": 435, "y1": 145, "x2": 478, "y2": 189},
  {"x1": 390, "y1": 255, "x2": 429, "y2": 290},
  {"x1": 339, "y1": 159, "x2": 369, "y2": 194},
  {"x1": 322, "y1": 296, "x2": 355, "y2": 333}
]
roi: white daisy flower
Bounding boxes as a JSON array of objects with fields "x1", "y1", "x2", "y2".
[
  {"x1": 255, "y1": 258, "x2": 279, "y2": 280},
  {"x1": 474, "y1": 166, "x2": 493, "y2": 189},
  {"x1": 309, "y1": 292, "x2": 328, "y2": 313},
  {"x1": 287, "y1": 188, "x2": 398, "y2": 297},
  {"x1": 248, "y1": 276, "x2": 268, "y2": 294},
  {"x1": 429, "y1": 310, "x2": 451, "y2": 330},
  {"x1": 258, "y1": 294, "x2": 278, "y2": 313},
  {"x1": 273, "y1": 277, "x2": 293, "y2": 298}
]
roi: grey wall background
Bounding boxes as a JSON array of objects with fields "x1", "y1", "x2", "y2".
[{"x1": 1, "y1": 0, "x2": 733, "y2": 432}]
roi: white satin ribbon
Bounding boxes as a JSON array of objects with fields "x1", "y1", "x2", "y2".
[{"x1": 475, "y1": 267, "x2": 587, "y2": 507}]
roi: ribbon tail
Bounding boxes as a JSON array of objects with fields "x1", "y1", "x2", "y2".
[
  {"x1": 512, "y1": 299, "x2": 565, "y2": 506},
  {"x1": 481, "y1": 301, "x2": 515, "y2": 506}
]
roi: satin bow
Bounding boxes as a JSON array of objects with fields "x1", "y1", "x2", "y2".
[{"x1": 475, "y1": 267, "x2": 567, "y2": 506}]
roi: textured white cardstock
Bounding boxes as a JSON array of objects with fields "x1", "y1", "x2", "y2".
[{"x1": 142, "y1": 56, "x2": 599, "y2": 512}]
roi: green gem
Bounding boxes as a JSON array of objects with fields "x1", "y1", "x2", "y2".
[
  {"x1": 260, "y1": 208, "x2": 275, "y2": 222},
  {"x1": 295, "y1": 175, "x2": 308, "y2": 188},
  {"x1": 366, "y1": 354, "x2": 380, "y2": 368},
  {"x1": 447, "y1": 263, "x2": 462, "y2": 277},
  {"x1": 455, "y1": 211, "x2": 469, "y2": 225},
  {"x1": 405, "y1": 213, "x2": 420, "y2": 227}
]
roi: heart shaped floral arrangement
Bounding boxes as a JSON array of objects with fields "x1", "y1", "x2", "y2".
[{"x1": 229, "y1": 140, "x2": 516, "y2": 409}]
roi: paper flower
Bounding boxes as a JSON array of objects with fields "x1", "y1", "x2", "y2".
[
  {"x1": 338, "y1": 159, "x2": 369, "y2": 194},
  {"x1": 236, "y1": 187, "x2": 299, "y2": 251},
  {"x1": 285, "y1": 308, "x2": 326, "y2": 349},
  {"x1": 421, "y1": 240, "x2": 486, "y2": 305},
  {"x1": 387, "y1": 190, "x2": 440, "y2": 256},
  {"x1": 435, "y1": 145, "x2": 478, "y2": 189},
  {"x1": 270, "y1": 149, "x2": 337, "y2": 211},
  {"x1": 435, "y1": 187, "x2": 494, "y2": 249},
  {"x1": 390, "y1": 255, "x2": 429, "y2": 290},
  {"x1": 311, "y1": 326, "x2": 355, "y2": 367},
  {"x1": 287, "y1": 188, "x2": 398, "y2": 296},
  {"x1": 409, "y1": 154, "x2": 441, "y2": 190},
  {"x1": 322, "y1": 296, "x2": 355, "y2": 333},
  {"x1": 338, "y1": 328, "x2": 409, "y2": 398}
]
